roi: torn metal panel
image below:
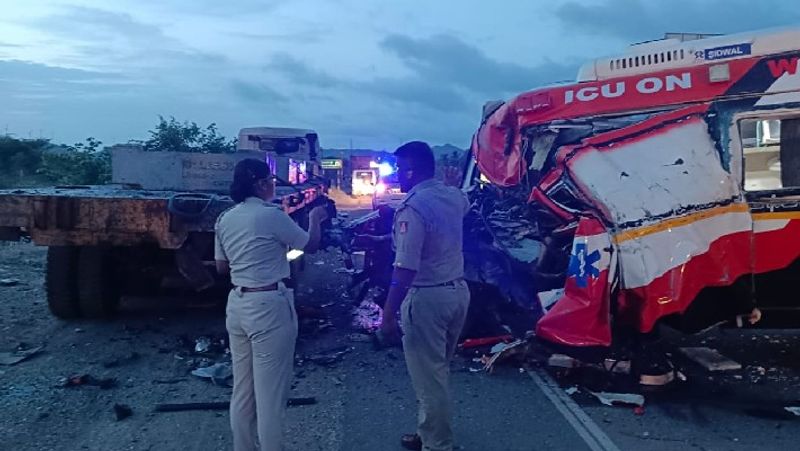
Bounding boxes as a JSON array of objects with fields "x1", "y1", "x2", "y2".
[{"x1": 536, "y1": 217, "x2": 614, "y2": 347}]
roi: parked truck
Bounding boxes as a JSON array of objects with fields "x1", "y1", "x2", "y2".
[{"x1": 0, "y1": 127, "x2": 332, "y2": 319}]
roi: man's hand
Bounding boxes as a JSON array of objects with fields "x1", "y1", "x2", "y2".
[
  {"x1": 380, "y1": 314, "x2": 400, "y2": 338},
  {"x1": 376, "y1": 314, "x2": 402, "y2": 348}
]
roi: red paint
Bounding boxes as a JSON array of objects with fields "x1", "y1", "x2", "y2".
[
  {"x1": 767, "y1": 57, "x2": 799, "y2": 77},
  {"x1": 459, "y1": 335, "x2": 514, "y2": 349},
  {"x1": 617, "y1": 230, "x2": 753, "y2": 333},
  {"x1": 536, "y1": 217, "x2": 613, "y2": 347},
  {"x1": 753, "y1": 218, "x2": 800, "y2": 273},
  {"x1": 473, "y1": 57, "x2": 760, "y2": 188},
  {"x1": 529, "y1": 189, "x2": 575, "y2": 222}
]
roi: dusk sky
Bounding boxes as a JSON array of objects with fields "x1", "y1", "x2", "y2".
[{"x1": 1, "y1": 0, "x2": 798, "y2": 149}]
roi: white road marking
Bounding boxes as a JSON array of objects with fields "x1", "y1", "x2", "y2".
[{"x1": 527, "y1": 368, "x2": 622, "y2": 451}]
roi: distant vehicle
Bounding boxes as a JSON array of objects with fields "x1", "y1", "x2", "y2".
[
  {"x1": 352, "y1": 169, "x2": 378, "y2": 196},
  {"x1": 372, "y1": 164, "x2": 405, "y2": 209}
]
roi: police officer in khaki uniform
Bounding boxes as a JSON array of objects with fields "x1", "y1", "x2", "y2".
[
  {"x1": 380, "y1": 141, "x2": 471, "y2": 451},
  {"x1": 215, "y1": 158, "x2": 328, "y2": 451}
]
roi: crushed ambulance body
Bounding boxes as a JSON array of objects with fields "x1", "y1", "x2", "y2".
[{"x1": 470, "y1": 26, "x2": 800, "y2": 348}]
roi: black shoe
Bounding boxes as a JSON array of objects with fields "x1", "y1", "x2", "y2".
[{"x1": 400, "y1": 433, "x2": 422, "y2": 451}]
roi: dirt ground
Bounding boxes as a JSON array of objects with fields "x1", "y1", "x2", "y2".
[{"x1": 0, "y1": 241, "x2": 354, "y2": 451}]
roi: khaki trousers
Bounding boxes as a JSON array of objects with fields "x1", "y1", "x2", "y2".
[
  {"x1": 226, "y1": 285, "x2": 298, "y2": 451},
  {"x1": 401, "y1": 280, "x2": 470, "y2": 451}
]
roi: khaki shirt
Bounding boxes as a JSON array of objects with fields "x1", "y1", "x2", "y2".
[
  {"x1": 393, "y1": 179, "x2": 470, "y2": 286},
  {"x1": 215, "y1": 197, "x2": 309, "y2": 288}
]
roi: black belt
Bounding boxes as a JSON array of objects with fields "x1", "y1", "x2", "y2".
[
  {"x1": 412, "y1": 278, "x2": 463, "y2": 288},
  {"x1": 237, "y1": 283, "x2": 278, "y2": 293}
]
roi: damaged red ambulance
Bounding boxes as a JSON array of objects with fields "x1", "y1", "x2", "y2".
[{"x1": 469, "y1": 27, "x2": 800, "y2": 350}]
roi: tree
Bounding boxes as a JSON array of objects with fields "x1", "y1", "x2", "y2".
[
  {"x1": 143, "y1": 116, "x2": 236, "y2": 153},
  {"x1": 0, "y1": 137, "x2": 48, "y2": 188},
  {"x1": 38, "y1": 137, "x2": 111, "y2": 186}
]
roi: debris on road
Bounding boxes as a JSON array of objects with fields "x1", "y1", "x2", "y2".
[
  {"x1": 154, "y1": 397, "x2": 317, "y2": 412},
  {"x1": 746, "y1": 366, "x2": 768, "y2": 384},
  {"x1": 547, "y1": 353, "x2": 579, "y2": 369},
  {"x1": 458, "y1": 335, "x2": 514, "y2": 350},
  {"x1": 602, "y1": 359, "x2": 632, "y2": 375},
  {"x1": 191, "y1": 362, "x2": 233, "y2": 387},
  {"x1": 588, "y1": 391, "x2": 645, "y2": 408},
  {"x1": 0, "y1": 278, "x2": 20, "y2": 286},
  {"x1": 680, "y1": 347, "x2": 742, "y2": 371},
  {"x1": 194, "y1": 337, "x2": 212, "y2": 353},
  {"x1": 784, "y1": 407, "x2": 800, "y2": 417},
  {"x1": 59, "y1": 374, "x2": 117, "y2": 389},
  {"x1": 564, "y1": 386, "x2": 579, "y2": 395},
  {"x1": 113, "y1": 403, "x2": 133, "y2": 421},
  {"x1": 0, "y1": 344, "x2": 43, "y2": 366},
  {"x1": 351, "y1": 299, "x2": 382, "y2": 332},
  {"x1": 482, "y1": 339, "x2": 526, "y2": 372}
]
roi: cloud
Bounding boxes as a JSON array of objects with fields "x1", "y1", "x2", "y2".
[
  {"x1": 266, "y1": 34, "x2": 576, "y2": 114},
  {"x1": 380, "y1": 34, "x2": 575, "y2": 95},
  {"x1": 361, "y1": 77, "x2": 468, "y2": 112},
  {"x1": 269, "y1": 53, "x2": 340, "y2": 88},
  {"x1": 555, "y1": 0, "x2": 800, "y2": 41},
  {"x1": 36, "y1": 6, "x2": 164, "y2": 42},
  {"x1": 230, "y1": 80, "x2": 287, "y2": 105},
  {"x1": 151, "y1": 0, "x2": 290, "y2": 18},
  {"x1": 27, "y1": 6, "x2": 226, "y2": 72},
  {"x1": 0, "y1": 59, "x2": 129, "y2": 95}
]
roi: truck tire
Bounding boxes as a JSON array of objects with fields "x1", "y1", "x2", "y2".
[
  {"x1": 77, "y1": 247, "x2": 121, "y2": 318},
  {"x1": 45, "y1": 246, "x2": 81, "y2": 319}
]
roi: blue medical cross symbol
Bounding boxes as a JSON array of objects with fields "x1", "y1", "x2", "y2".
[{"x1": 567, "y1": 243, "x2": 601, "y2": 288}]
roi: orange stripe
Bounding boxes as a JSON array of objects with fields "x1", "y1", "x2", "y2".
[
  {"x1": 613, "y1": 203, "x2": 750, "y2": 244},
  {"x1": 752, "y1": 211, "x2": 800, "y2": 220}
]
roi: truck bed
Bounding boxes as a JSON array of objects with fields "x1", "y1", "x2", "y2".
[{"x1": 0, "y1": 183, "x2": 323, "y2": 248}]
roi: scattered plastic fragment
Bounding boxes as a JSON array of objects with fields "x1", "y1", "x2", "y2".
[
  {"x1": 588, "y1": 391, "x2": 645, "y2": 408},
  {"x1": 565, "y1": 387, "x2": 579, "y2": 395},
  {"x1": 194, "y1": 337, "x2": 212, "y2": 353},
  {"x1": 191, "y1": 362, "x2": 233, "y2": 387},
  {"x1": 679, "y1": 347, "x2": 742, "y2": 371},
  {"x1": 0, "y1": 278, "x2": 20, "y2": 286},
  {"x1": 0, "y1": 345, "x2": 43, "y2": 366}
]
